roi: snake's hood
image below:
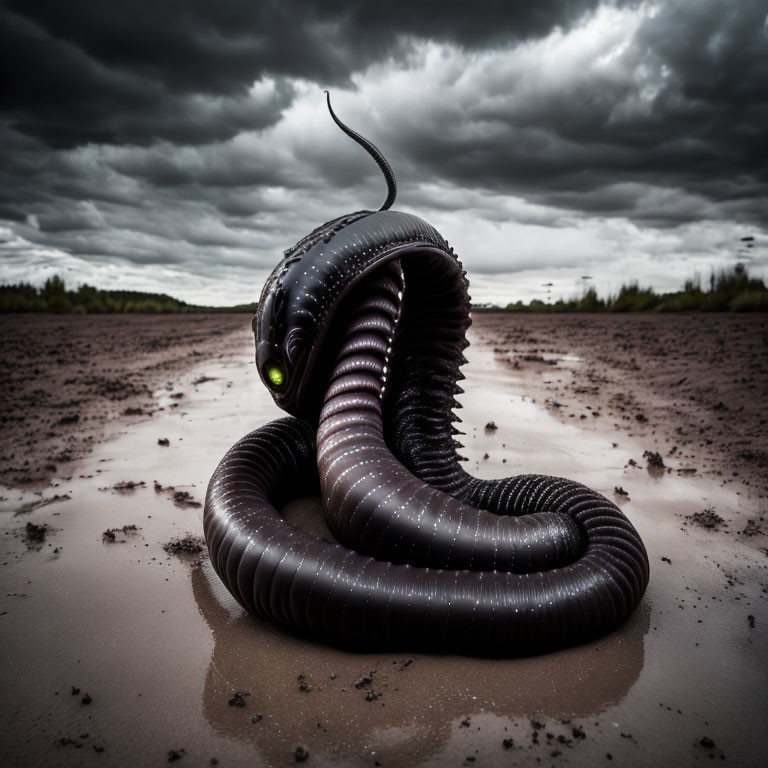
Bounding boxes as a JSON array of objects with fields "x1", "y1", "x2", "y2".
[{"x1": 253, "y1": 208, "x2": 460, "y2": 420}]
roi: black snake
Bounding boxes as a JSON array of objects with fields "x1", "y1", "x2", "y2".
[{"x1": 203, "y1": 94, "x2": 649, "y2": 654}]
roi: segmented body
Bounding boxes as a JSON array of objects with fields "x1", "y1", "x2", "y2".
[{"x1": 203, "y1": 209, "x2": 649, "y2": 654}]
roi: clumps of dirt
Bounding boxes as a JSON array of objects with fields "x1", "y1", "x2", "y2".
[
  {"x1": 643, "y1": 450, "x2": 665, "y2": 469},
  {"x1": 614, "y1": 486, "x2": 629, "y2": 497},
  {"x1": 115, "y1": 480, "x2": 145, "y2": 492},
  {"x1": 102, "y1": 525, "x2": 139, "y2": 543},
  {"x1": 57, "y1": 734, "x2": 105, "y2": 753},
  {"x1": 68, "y1": 686, "x2": 91, "y2": 704},
  {"x1": 25, "y1": 522, "x2": 48, "y2": 542},
  {"x1": 192, "y1": 375, "x2": 217, "y2": 385},
  {"x1": 153, "y1": 481, "x2": 202, "y2": 508},
  {"x1": 85, "y1": 375, "x2": 148, "y2": 402},
  {"x1": 122, "y1": 406, "x2": 149, "y2": 417},
  {"x1": 58, "y1": 414, "x2": 80, "y2": 425},
  {"x1": 158, "y1": 438, "x2": 170, "y2": 447},
  {"x1": 163, "y1": 535, "x2": 205, "y2": 555},
  {"x1": 297, "y1": 674, "x2": 312, "y2": 693},
  {"x1": 484, "y1": 421, "x2": 498, "y2": 432},
  {"x1": 520, "y1": 354, "x2": 556, "y2": 365},
  {"x1": 15, "y1": 493, "x2": 70, "y2": 516},
  {"x1": 748, "y1": 614, "x2": 756, "y2": 629},
  {"x1": 167, "y1": 748, "x2": 185, "y2": 762},
  {"x1": 685, "y1": 508, "x2": 725, "y2": 530},
  {"x1": 100, "y1": 480, "x2": 145, "y2": 494},
  {"x1": 354, "y1": 671, "x2": 375, "y2": 689},
  {"x1": 661, "y1": 556, "x2": 672, "y2": 564},
  {"x1": 228, "y1": 691, "x2": 250, "y2": 708},
  {"x1": 741, "y1": 519, "x2": 764, "y2": 537},
  {"x1": 293, "y1": 745, "x2": 309, "y2": 763},
  {"x1": 697, "y1": 736, "x2": 726, "y2": 759},
  {"x1": 173, "y1": 491, "x2": 201, "y2": 508},
  {"x1": 353, "y1": 669, "x2": 381, "y2": 701}
]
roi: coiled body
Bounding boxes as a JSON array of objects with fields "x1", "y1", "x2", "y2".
[{"x1": 204, "y1": 210, "x2": 650, "y2": 654}]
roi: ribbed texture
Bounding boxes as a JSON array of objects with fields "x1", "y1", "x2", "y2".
[
  {"x1": 205, "y1": 418, "x2": 647, "y2": 654},
  {"x1": 205, "y1": 210, "x2": 650, "y2": 655},
  {"x1": 316, "y1": 266, "x2": 584, "y2": 573}
]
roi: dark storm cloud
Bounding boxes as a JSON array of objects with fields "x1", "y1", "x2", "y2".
[
  {"x1": 1, "y1": 0, "x2": 614, "y2": 148},
  {"x1": 0, "y1": 6, "x2": 294, "y2": 148},
  {"x1": 378, "y1": 0, "x2": 768, "y2": 227},
  {"x1": 0, "y1": 0, "x2": 766, "y2": 303}
]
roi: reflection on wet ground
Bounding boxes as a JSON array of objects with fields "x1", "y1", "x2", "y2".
[
  {"x1": 194, "y1": 507, "x2": 649, "y2": 767},
  {"x1": 1, "y1": 328, "x2": 767, "y2": 767}
]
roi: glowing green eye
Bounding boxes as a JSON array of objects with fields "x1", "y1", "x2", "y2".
[{"x1": 266, "y1": 365, "x2": 284, "y2": 388}]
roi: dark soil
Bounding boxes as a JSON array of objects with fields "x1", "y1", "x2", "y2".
[
  {"x1": 473, "y1": 313, "x2": 768, "y2": 499},
  {"x1": 100, "y1": 480, "x2": 146, "y2": 494},
  {"x1": 153, "y1": 481, "x2": 203, "y2": 508},
  {"x1": 172, "y1": 491, "x2": 202, "y2": 509},
  {"x1": 228, "y1": 691, "x2": 250, "y2": 708},
  {"x1": 14, "y1": 493, "x2": 71, "y2": 516},
  {"x1": 643, "y1": 450, "x2": 665, "y2": 469},
  {"x1": 0, "y1": 313, "x2": 247, "y2": 489},
  {"x1": 163, "y1": 535, "x2": 206, "y2": 555},
  {"x1": 102, "y1": 525, "x2": 140, "y2": 543},
  {"x1": 25, "y1": 521, "x2": 48, "y2": 542},
  {"x1": 686, "y1": 509, "x2": 726, "y2": 529}
]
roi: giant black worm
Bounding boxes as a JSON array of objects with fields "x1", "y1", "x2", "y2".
[{"x1": 204, "y1": 94, "x2": 650, "y2": 655}]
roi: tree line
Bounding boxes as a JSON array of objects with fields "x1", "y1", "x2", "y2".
[
  {"x1": 2, "y1": 263, "x2": 766, "y2": 314},
  {"x1": 496, "y1": 263, "x2": 768, "y2": 313},
  {"x1": 0, "y1": 275, "x2": 257, "y2": 314}
]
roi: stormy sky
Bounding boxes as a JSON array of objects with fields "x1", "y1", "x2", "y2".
[{"x1": 1, "y1": 0, "x2": 767, "y2": 306}]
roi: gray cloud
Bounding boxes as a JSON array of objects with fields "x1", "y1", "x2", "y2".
[
  {"x1": 372, "y1": 0, "x2": 768, "y2": 228},
  {"x1": 1, "y1": 0, "x2": 614, "y2": 148},
  {"x1": 0, "y1": 0, "x2": 766, "y2": 305}
]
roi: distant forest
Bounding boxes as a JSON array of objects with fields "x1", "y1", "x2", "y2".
[
  {"x1": 488, "y1": 263, "x2": 768, "y2": 313},
  {"x1": 0, "y1": 275, "x2": 257, "y2": 314},
  {"x1": 1, "y1": 263, "x2": 766, "y2": 314}
]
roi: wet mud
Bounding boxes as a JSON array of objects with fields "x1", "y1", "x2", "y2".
[{"x1": 1, "y1": 313, "x2": 767, "y2": 767}]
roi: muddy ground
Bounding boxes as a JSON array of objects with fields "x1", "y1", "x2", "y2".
[
  {"x1": 1, "y1": 312, "x2": 766, "y2": 767},
  {"x1": 472, "y1": 312, "x2": 768, "y2": 501},
  {"x1": 0, "y1": 313, "x2": 246, "y2": 489}
]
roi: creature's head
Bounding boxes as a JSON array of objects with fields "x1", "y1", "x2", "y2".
[
  {"x1": 253, "y1": 94, "x2": 458, "y2": 421},
  {"x1": 253, "y1": 209, "x2": 373, "y2": 418},
  {"x1": 254, "y1": 207, "x2": 452, "y2": 420},
  {"x1": 254, "y1": 93, "x2": 397, "y2": 418}
]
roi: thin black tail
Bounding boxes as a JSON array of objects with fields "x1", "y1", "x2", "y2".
[{"x1": 325, "y1": 91, "x2": 397, "y2": 211}]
